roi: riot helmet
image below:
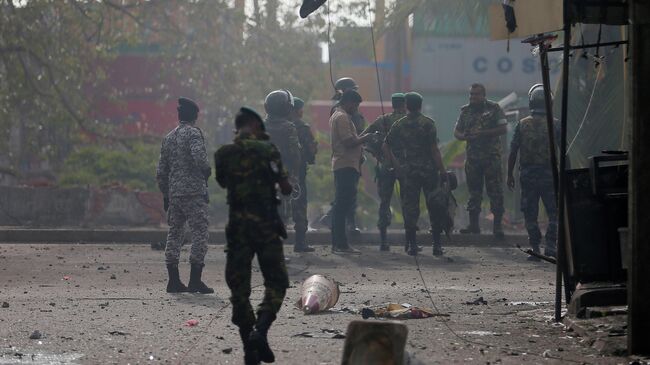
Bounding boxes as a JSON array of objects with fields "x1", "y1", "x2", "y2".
[
  {"x1": 528, "y1": 83, "x2": 552, "y2": 115},
  {"x1": 264, "y1": 89, "x2": 294, "y2": 117}
]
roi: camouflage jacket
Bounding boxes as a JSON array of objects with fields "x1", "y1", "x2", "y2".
[
  {"x1": 455, "y1": 100, "x2": 507, "y2": 160},
  {"x1": 214, "y1": 132, "x2": 288, "y2": 210},
  {"x1": 292, "y1": 118, "x2": 318, "y2": 166},
  {"x1": 363, "y1": 111, "x2": 406, "y2": 162},
  {"x1": 385, "y1": 112, "x2": 438, "y2": 174},
  {"x1": 511, "y1": 115, "x2": 559, "y2": 168},
  {"x1": 156, "y1": 122, "x2": 211, "y2": 198},
  {"x1": 265, "y1": 115, "x2": 301, "y2": 175}
]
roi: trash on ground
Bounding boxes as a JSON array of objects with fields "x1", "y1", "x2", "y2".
[
  {"x1": 108, "y1": 331, "x2": 128, "y2": 336},
  {"x1": 458, "y1": 330, "x2": 509, "y2": 336},
  {"x1": 1, "y1": 302, "x2": 8, "y2": 308},
  {"x1": 507, "y1": 301, "x2": 549, "y2": 306},
  {"x1": 293, "y1": 328, "x2": 345, "y2": 339},
  {"x1": 295, "y1": 274, "x2": 340, "y2": 314},
  {"x1": 62, "y1": 275, "x2": 71, "y2": 280},
  {"x1": 222, "y1": 348, "x2": 232, "y2": 354},
  {"x1": 29, "y1": 330, "x2": 42, "y2": 340},
  {"x1": 465, "y1": 297, "x2": 488, "y2": 305},
  {"x1": 361, "y1": 303, "x2": 448, "y2": 320},
  {"x1": 185, "y1": 319, "x2": 199, "y2": 327}
]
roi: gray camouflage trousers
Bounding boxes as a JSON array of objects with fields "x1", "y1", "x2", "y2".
[{"x1": 165, "y1": 195, "x2": 209, "y2": 265}]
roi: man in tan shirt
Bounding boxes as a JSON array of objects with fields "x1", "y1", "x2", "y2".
[{"x1": 330, "y1": 90, "x2": 376, "y2": 253}]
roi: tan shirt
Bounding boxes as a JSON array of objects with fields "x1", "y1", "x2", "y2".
[{"x1": 330, "y1": 107, "x2": 362, "y2": 172}]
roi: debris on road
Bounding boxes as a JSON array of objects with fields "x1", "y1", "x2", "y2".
[
  {"x1": 296, "y1": 275, "x2": 340, "y2": 314},
  {"x1": 221, "y1": 348, "x2": 232, "y2": 354},
  {"x1": 108, "y1": 331, "x2": 128, "y2": 336},
  {"x1": 29, "y1": 330, "x2": 42, "y2": 340},
  {"x1": 185, "y1": 319, "x2": 199, "y2": 327},
  {"x1": 293, "y1": 329, "x2": 345, "y2": 339},
  {"x1": 360, "y1": 303, "x2": 448, "y2": 320},
  {"x1": 62, "y1": 275, "x2": 71, "y2": 280},
  {"x1": 464, "y1": 297, "x2": 488, "y2": 305},
  {"x1": 1, "y1": 302, "x2": 8, "y2": 308}
]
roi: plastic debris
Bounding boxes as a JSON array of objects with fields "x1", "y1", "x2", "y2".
[
  {"x1": 296, "y1": 275, "x2": 340, "y2": 314},
  {"x1": 360, "y1": 303, "x2": 448, "y2": 320},
  {"x1": 29, "y1": 330, "x2": 42, "y2": 340},
  {"x1": 293, "y1": 329, "x2": 345, "y2": 339},
  {"x1": 62, "y1": 275, "x2": 71, "y2": 280},
  {"x1": 185, "y1": 319, "x2": 199, "y2": 327}
]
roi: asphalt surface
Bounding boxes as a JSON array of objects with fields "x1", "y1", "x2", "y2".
[{"x1": 0, "y1": 243, "x2": 629, "y2": 365}]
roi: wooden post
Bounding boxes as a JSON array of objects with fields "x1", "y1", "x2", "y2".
[{"x1": 628, "y1": 0, "x2": 650, "y2": 356}]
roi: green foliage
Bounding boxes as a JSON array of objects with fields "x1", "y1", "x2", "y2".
[{"x1": 59, "y1": 143, "x2": 159, "y2": 191}]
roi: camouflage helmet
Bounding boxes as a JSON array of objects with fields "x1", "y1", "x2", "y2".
[
  {"x1": 264, "y1": 89, "x2": 294, "y2": 117},
  {"x1": 334, "y1": 77, "x2": 358, "y2": 92},
  {"x1": 528, "y1": 83, "x2": 551, "y2": 115}
]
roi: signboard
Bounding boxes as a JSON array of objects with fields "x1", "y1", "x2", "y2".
[{"x1": 411, "y1": 37, "x2": 561, "y2": 93}]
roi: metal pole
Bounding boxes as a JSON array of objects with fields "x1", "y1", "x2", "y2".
[
  {"x1": 555, "y1": 1, "x2": 572, "y2": 322},
  {"x1": 540, "y1": 47, "x2": 560, "y2": 198}
]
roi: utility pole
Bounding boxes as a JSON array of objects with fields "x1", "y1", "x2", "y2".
[{"x1": 628, "y1": 0, "x2": 650, "y2": 356}]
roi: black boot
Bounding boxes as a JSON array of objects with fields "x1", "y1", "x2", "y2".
[
  {"x1": 166, "y1": 264, "x2": 188, "y2": 293},
  {"x1": 240, "y1": 327, "x2": 259, "y2": 365},
  {"x1": 187, "y1": 264, "x2": 214, "y2": 294},
  {"x1": 379, "y1": 227, "x2": 390, "y2": 251},
  {"x1": 250, "y1": 311, "x2": 276, "y2": 363},
  {"x1": 460, "y1": 211, "x2": 480, "y2": 234},
  {"x1": 293, "y1": 230, "x2": 315, "y2": 252},
  {"x1": 493, "y1": 214, "x2": 505, "y2": 239},
  {"x1": 432, "y1": 230, "x2": 444, "y2": 257},
  {"x1": 527, "y1": 244, "x2": 541, "y2": 262},
  {"x1": 406, "y1": 230, "x2": 419, "y2": 256}
]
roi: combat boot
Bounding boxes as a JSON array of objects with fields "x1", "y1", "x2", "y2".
[
  {"x1": 293, "y1": 230, "x2": 315, "y2": 253},
  {"x1": 187, "y1": 264, "x2": 214, "y2": 294},
  {"x1": 379, "y1": 227, "x2": 390, "y2": 252},
  {"x1": 493, "y1": 214, "x2": 505, "y2": 239},
  {"x1": 240, "y1": 327, "x2": 260, "y2": 365},
  {"x1": 250, "y1": 311, "x2": 275, "y2": 363},
  {"x1": 166, "y1": 264, "x2": 188, "y2": 293},
  {"x1": 432, "y1": 230, "x2": 444, "y2": 257},
  {"x1": 460, "y1": 212, "x2": 480, "y2": 234},
  {"x1": 406, "y1": 230, "x2": 420, "y2": 256}
]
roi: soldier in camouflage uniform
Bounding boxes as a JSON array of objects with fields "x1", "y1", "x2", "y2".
[
  {"x1": 156, "y1": 97, "x2": 213, "y2": 294},
  {"x1": 290, "y1": 97, "x2": 317, "y2": 253},
  {"x1": 215, "y1": 107, "x2": 292, "y2": 365},
  {"x1": 363, "y1": 93, "x2": 406, "y2": 251},
  {"x1": 507, "y1": 84, "x2": 558, "y2": 260},
  {"x1": 264, "y1": 90, "x2": 302, "y2": 222},
  {"x1": 454, "y1": 83, "x2": 508, "y2": 238},
  {"x1": 383, "y1": 92, "x2": 447, "y2": 256}
]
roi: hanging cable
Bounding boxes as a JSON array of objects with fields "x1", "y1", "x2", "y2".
[
  {"x1": 326, "y1": 0, "x2": 335, "y2": 89},
  {"x1": 365, "y1": 0, "x2": 386, "y2": 118},
  {"x1": 566, "y1": 62, "x2": 603, "y2": 154}
]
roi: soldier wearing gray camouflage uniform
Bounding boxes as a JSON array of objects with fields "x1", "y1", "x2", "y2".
[
  {"x1": 507, "y1": 84, "x2": 558, "y2": 261},
  {"x1": 156, "y1": 97, "x2": 214, "y2": 294},
  {"x1": 264, "y1": 90, "x2": 302, "y2": 222}
]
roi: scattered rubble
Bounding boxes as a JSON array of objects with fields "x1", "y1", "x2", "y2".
[
  {"x1": 293, "y1": 329, "x2": 345, "y2": 339},
  {"x1": 361, "y1": 303, "x2": 448, "y2": 320},
  {"x1": 465, "y1": 297, "x2": 488, "y2": 305},
  {"x1": 29, "y1": 330, "x2": 42, "y2": 340}
]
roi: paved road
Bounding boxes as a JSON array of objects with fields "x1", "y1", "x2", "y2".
[{"x1": 0, "y1": 243, "x2": 625, "y2": 364}]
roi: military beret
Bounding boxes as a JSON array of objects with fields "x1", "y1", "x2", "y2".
[
  {"x1": 178, "y1": 97, "x2": 199, "y2": 113},
  {"x1": 239, "y1": 106, "x2": 263, "y2": 124},
  {"x1": 404, "y1": 92, "x2": 423, "y2": 103},
  {"x1": 391, "y1": 93, "x2": 405, "y2": 100},
  {"x1": 293, "y1": 97, "x2": 305, "y2": 110}
]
